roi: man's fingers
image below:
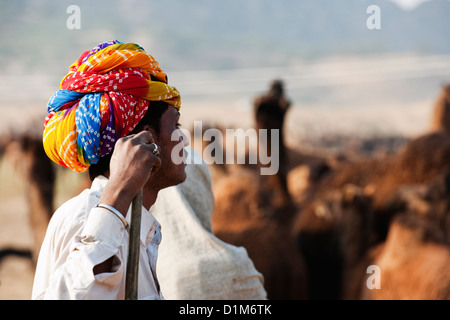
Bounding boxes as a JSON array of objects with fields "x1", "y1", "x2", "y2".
[
  {"x1": 137, "y1": 140, "x2": 162, "y2": 171},
  {"x1": 116, "y1": 131, "x2": 162, "y2": 173},
  {"x1": 132, "y1": 130, "x2": 155, "y2": 145},
  {"x1": 146, "y1": 142, "x2": 160, "y2": 157},
  {"x1": 151, "y1": 153, "x2": 162, "y2": 170}
]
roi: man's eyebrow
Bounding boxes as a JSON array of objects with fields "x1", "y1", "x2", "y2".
[{"x1": 177, "y1": 111, "x2": 180, "y2": 116}]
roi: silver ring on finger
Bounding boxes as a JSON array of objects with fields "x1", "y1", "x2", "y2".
[{"x1": 150, "y1": 143, "x2": 160, "y2": 156}]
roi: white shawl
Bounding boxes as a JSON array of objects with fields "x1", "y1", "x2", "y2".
[{"x1": 151, "y1": 148, "x2": 267, "y2": 300}]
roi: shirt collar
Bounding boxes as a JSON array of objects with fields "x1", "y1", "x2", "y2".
[{"x1": 91, "y1": 175, "x2": 161, "y2": 247}]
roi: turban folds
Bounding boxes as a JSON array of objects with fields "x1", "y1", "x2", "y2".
[{"x1": 43, "y1": 40, "x2": 180, "y2": 172}]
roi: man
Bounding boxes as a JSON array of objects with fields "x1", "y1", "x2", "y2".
[{"x1": 32, "y1": 40, "x2": 187, "y2": 299}]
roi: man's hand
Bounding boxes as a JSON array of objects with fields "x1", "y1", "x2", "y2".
[{"x1": 98, "y1": 131, "x2": 161, "y2": 217}]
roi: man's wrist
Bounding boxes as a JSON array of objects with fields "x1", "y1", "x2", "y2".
[
  {"x1": 99, "y1": 181, "x2": 136, "y2": 218},
  {"x1": 96, "y1": 203, "x2": 129, "y2": 229}
]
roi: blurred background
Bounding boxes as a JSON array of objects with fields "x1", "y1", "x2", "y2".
[
  {"x1": 1, "y1": 0, "x2": 450, "y2": 299},
  {"x1": 1, "y1": 0, "x2": 450, "y2": 137}
]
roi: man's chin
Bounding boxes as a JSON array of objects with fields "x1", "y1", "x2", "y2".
[
  {"x1": 171, "y1": 165, "x2": 188, "y2": 187},
  {"x1": 178, "y1": 165, "x2": 187, "y2": 184}
]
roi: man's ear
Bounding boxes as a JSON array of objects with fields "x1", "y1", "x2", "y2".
[{"x1": 141, "y1": 125, "x2": 159, "y2": 143}]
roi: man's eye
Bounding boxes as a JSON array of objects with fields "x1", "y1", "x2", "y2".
[{"x1": 176, "y1": 123, "x2": 182, "y2": 128}]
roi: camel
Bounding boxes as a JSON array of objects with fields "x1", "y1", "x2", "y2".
[
  {"x1": 212, "y1": 168, "x2": 308, "y2": 299},
  {"x1": 291, "y1": 183, "x2": 376, "y2": 299},
  {"x1": 212, "y1": 85, "x2": 450, "y2": 299},
  {"x1": 292, "y1": 130, "x2": 450, "y2": 299},
  {"x1": 253, "y1": 79, "x2": 292, "y2": 212},
  {"x1": 0, "y1": 132, "x2": 56, "y2": 264},
  {"x1": 19, "y1": 134, "x2": 56, "y2": 262},
  {"x1": 353, "y1": 208, "x2": 450, "y2": 300},
  {"x1": 210, "y1": 80, "x2": 313, "y2": 298},
  {"x1": 343, "y1": 167, "x2": 450, "y2": 299}
]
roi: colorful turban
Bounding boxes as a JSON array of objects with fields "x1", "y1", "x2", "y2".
[{"x1": 42, "y1": 40, "x2": 181, "y2": 172}]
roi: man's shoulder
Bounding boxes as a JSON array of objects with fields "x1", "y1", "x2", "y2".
[{"x1": 48, "y1": 187, "x2": 99, "y2": 233}]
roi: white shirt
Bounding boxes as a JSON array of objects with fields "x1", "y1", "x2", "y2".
[{"x1": 32, "y1": 176, "x2": 163, "y2": 300}]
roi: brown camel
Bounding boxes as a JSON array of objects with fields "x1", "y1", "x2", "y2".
[
  {"x1": 212, "y1": 168, "x2": 308, "y2": 299},
  {"x1": 344, "y1": 168, "x2": 450, "y2": 299},
  {"x1": 253, "y1": 79, "x2": 292, "y2": 214},
  {"x1": 355, "y1": 213, "x2": 450, "y2": 300},
  {"x1": 292, "y1": 130, "x2": 450, "y2": 299},
  {"x1": 0, "y1": 132, "x2": 55, "y2": 264}
]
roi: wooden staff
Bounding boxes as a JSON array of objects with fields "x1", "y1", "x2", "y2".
[{"x1": 125, "y1": 190, "x2": 143, "y2": 300}]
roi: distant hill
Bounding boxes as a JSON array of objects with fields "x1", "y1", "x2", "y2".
[{"x1": 0, "y1": 0, "x2": 449, "y2": 73}]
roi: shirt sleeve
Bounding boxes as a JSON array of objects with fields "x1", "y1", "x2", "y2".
[{"x1": 40, "y1": 206, "x2": 127, "y2": 300}]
